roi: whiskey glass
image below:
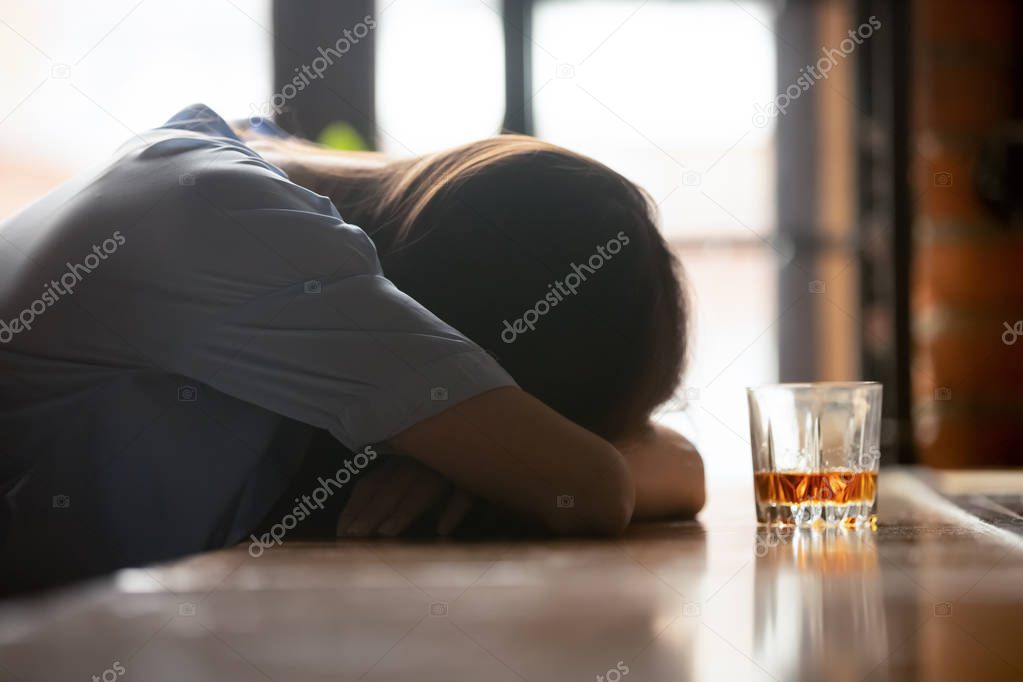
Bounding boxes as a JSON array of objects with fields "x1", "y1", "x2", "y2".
[{"x1": 747, "y1": 382, "x2": 882, "y2": 526}]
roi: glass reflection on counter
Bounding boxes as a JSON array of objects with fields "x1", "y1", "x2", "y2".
[{"x1": 752, "y1": 526, "x2": 889, "y2": 682}]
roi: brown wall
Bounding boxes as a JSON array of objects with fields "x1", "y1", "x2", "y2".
[{"x1": 911, "y1": 0, "x2": 1023, "y2": 467}]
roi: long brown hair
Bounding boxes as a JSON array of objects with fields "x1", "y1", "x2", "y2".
[{"x1": 249, "y1": 133, "x2": 689, "y2": 440}]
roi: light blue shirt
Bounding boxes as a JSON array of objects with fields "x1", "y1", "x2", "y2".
[{"x1": 0, "y1": 104, "x2": 514, "y2": 586}]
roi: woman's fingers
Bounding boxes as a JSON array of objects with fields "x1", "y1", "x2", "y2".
[
  {"x1": 437, "y1": 490, "x2": 476, "y2": 536},
  {"x1": 336, "y1": 461, "x2": 391, "y2": 534},
  {"x1": 342, "y1": 461, "x2": 421, "y2": 536},
  {"x1": 336, "y1": 457, "x2": 470, "y2": 538},
  {"x1": 377, "y1": 474, "x2": 448, "y2": 537}
]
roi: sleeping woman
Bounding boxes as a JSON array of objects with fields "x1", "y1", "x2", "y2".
[{"x1": 0, "y1": 104, "x2": 704, "y2": 592}]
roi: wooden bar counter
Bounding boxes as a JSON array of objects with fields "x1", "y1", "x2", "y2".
[{"x1": 2, "y1": 468, "x2": 1021, "y2": 681}]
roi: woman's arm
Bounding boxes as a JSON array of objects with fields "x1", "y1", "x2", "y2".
[
  {"x1": 385, "y1": 386, "x2": 635, "y2": 536},
  {"x1": 614, "y1": 422, "x2": 705, "y2": 520}
]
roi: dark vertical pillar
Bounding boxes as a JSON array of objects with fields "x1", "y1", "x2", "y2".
[
  {"x1": 502, "y1": 0, "x2": 533, "y2": 134},
  {"x1": 272, "y1": 0, "x2": 377, "y2": 147},
  {"x1": 856, "y1": 0, "x2": 912, "y2": 463},
  {"x1": 776, "y1": 1, "x2": 820, "y2": 382}
]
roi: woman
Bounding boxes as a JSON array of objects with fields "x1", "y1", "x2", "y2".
[{"x1": 0, "y1": 105, "x2": 703, "y2": 591}]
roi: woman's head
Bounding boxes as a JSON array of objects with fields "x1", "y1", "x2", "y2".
[{"x1": 258, "y1": 134, "x2": 688, "y2": 440}]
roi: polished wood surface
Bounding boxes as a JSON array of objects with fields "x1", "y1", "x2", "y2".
[{"x1": 2, "y1": 469, "x2": 1022, "y2": 681}]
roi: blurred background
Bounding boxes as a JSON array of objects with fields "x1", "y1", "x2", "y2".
[{"x1": 1, "y1": 0, "x2": 1020, "y2": 480}]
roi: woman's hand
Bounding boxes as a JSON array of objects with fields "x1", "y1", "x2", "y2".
[
  {"x1": 614, "y1": 423, "x2": 705, "y2": 520},
  {"x1": 336, "y1": 456, "x2": 476, "y2": 537}
]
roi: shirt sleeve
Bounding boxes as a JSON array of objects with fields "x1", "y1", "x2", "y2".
[
  {"x1": 170, "y1": 271, "x2": 516, "y2": 450},
  {"x1": 121, "y1": 138, "x2": 516, "y2": 450}
]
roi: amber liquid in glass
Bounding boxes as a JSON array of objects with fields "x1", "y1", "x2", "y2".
[{"x1": 754, "y1": 471, "x2": 877, "y2": 505}]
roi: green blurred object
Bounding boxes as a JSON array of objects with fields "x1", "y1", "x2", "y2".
[{"x1": 317, "y1": 121, "x2": 369, "y2": 151}]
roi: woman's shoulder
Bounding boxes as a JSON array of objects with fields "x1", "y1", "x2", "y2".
[{"x1": 102, "y1": 105, "x2": 339, "y2": 223}]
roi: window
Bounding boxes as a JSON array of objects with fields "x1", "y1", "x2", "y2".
[
  {"x1": 0, "y1": 0, "x2": 273, "y2": 216},
  {"x1": 375, "y1": 0, "x2": 505, "y2": 155}
]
